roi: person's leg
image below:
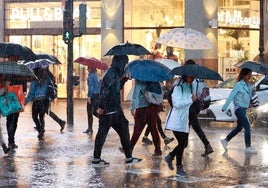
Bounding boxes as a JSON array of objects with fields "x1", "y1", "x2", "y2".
[
  {"x1": 48, "y1": 110, "x2": 66, "y2": 131},
  {"x1": 226, "y1": 108, "x2": 244, "y2": 141},
  {"x1": 84, "y1": 101, "x2": 93, "y2": 133},
  {"x1": 235, "y1": 108, "x2": 251, "y2": 148},
  {"x1": 31, "y1": 101, "x2": 42, "y2": 133},
  {"x1": 6, "y1": 112, "x2": 19, "y2": 148}
]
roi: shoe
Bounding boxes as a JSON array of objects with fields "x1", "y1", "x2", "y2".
[
  {"x1": 164, "y1": 137, "x2": 174, "y2": 145},
  {"x1": 152, "y1": 151, "x2": 162, "y2": 158},
  {"x1": 176, "y1": 165, "x2": 188, "y2": 178},
  {"x1": 164, "y1": 154, "x2": 174, "y2": 170},
  {"x1": 38, "y1": 130, "x2": 45, "y2": 140},
  {"x1": 83, "y1": 129, "x2": 93, "y2": 134},
  {"x1": 201, "y1": 144, "x2": 214, "y2": 157},
  {"x1": 142, "y1": 137, "x2": 152, "y2": 145},
  {"x1": 125, "y1": 157, "x2": 142, "y2": 164},
  {"x1": 92, "y1": 159, "x2": 110, "y2": 166},
  {"x1": 221, "y1": 139, "x2": 228, "y2": 150},
  {"x1": 2, "y1": 143, "x2": 10, "y2": 154},
  {"x1": 245, "y1": 147, "x2": 257, "y2": 154},
  {"x1": 8, "y1": 143, "x2": 18, "y2": 149},
  {"x1": 60, "y1": 120, "x2": 66, "y2": 132}
]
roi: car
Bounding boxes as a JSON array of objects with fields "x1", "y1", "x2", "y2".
[{"x1": 198, "y1": 74, "x2": 268, "y2": 123}]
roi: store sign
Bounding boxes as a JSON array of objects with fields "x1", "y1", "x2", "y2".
[
  {"x1": 218, "y1": 10, "x2": 260, "y2": 27},
  {"x1": 10, "y1": 7, "x2": 91, "y2": 21}
]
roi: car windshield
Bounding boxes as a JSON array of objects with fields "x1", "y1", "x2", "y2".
[{"x1": 214, "y1": 74, "x2": 263, "y2": 89}]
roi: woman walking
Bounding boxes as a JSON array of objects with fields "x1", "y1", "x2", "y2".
[{"x1": 221, "y1": 68, "x2": 257, "y2": 154}]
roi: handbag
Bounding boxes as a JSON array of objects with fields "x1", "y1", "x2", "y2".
[
  {"x1": 0, "y1": 92, "x2": 22, "y2": 116},
  {"x1": 8, "y1": 85, "x2": 25, "y2": 112}
]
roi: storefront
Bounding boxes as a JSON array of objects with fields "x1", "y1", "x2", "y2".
[{"x1": 1, "y1": 0, "x2": 263, "y2": 99}]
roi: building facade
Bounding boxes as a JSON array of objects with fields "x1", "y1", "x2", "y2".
[{"x1": 0, "y1": 0, "x2": 267, "y2": 100}]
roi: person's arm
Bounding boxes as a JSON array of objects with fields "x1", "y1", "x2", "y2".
[
  {"x1": 130, "y1": 81, "x2": 142, "y2": 115},
  {"x1": 172, "y1": 85, "x2": 193, "y2": 110},
  {"x1": 222, "y1": 82, "x2": 240, "y2": 111},
  {"x1": 24, "y1": 82, "x2": 35, "y2": 105}
]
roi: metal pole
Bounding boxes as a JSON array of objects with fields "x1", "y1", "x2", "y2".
[
  {"x1": 259, "y1": 0, "x2": 265, "y2": 64},
  {"x1": 66, "y1": 0, "x2": 74, "y2": 126}
]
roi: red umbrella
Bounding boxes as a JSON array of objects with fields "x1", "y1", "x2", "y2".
[{"x1": 74, "y1": 57, "x2": 108, "y2": 70}]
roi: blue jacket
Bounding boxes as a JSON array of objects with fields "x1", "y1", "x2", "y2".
[
  {"x1": 25, "y1": 79, "x2": 49, "y2": 104},
  {"x1": 87, "y1": 72, "x2": 100, "y2": 98},
  {"x1": 222, "y1": 79, "x2": 252, "y2": 111},
  {"x1": 131, "y1": 80, "x2": 150, "y2": 111}
]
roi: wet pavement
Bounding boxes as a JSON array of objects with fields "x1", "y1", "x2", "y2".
[{"x1": 0, "y1": 99, "x2": 268, "y2": 187}]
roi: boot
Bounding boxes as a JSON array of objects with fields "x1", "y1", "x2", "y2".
[
  {"x1": 2, "y1": 143, "x2": 10, "y2": 154},
  {"x1": 176, "y1": 165, "x2": 188, "y2": 178}
]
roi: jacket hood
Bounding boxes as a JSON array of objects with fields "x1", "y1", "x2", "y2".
[{"x1": 111, "y1": 55, "x2": 129, "y2": 77}]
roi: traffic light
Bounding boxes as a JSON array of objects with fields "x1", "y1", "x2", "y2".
[
  {"x1": 79, "y1": 4, "x2": 87, "y2": 35},
  {"x1": 63, "y1": 10, "x2": 73, "y2": 43},
  {"x1": 72, "y1": 75, "x2": 80, "y2": 86}
]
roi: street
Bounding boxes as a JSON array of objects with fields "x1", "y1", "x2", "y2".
[{"x1": 0, "y1": 99, "x2": 268, "y2": 187}]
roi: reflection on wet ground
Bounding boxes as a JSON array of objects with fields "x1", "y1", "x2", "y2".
[{"x1": 0, "y1": 100, "x2": 267, "y2": 187}]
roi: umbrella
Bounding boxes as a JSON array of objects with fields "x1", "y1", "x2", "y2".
[
  {"x1": 0, "y1": 42, "x2": 36, "y2": 61},
  {"x1": 36, "y1": 53, "x2": 61, "y2": 64},
  {"x1": 235, "y1": 61, "x2": 268, "y2": 74},
  {"x1": 104, "y1": 41, "x2": 150, "y2": 56},
  {"x1": 25, "y1": 59, "x2": 55, "y2": 69},
  {"x1": 170, "y1": 64, "x2": 223, "y2": 81},
  {"x1": 0, "y1": 61, "x2": 37, "y2": 81},
  {"x1": 155, "y1": 59, "x2": 181, "y2": 70},
  {"x1": 125, "y1": 59, "x2": 172, "y2": 82},
  {"x1": 74, "y1": 57, "x2": 108, "y2": 70},
  {"x1": 156, "y1": 28, "x2": 212, "y2": 50}
]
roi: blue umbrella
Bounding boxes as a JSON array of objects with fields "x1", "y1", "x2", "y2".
[
  {"x1": 170, "y1": 64, "x2": 223, "y2": 81},
  {"x1": 125, "y1": 59, "x2": 172, "y2": 82}
]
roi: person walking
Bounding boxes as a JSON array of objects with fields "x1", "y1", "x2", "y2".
[
  {"x1": 83, "y1": 66, "x2": 100, "y2": 134},
  {"x1": 130, "y1": 80, "x2": 162, "y2": 157},
  {"x1": 164, "y1": 75, "x2": 196, "y2": 178},
  {"x1": 92, "y1": 55, "x2": 142, "y2": 166},
  {"x1": 221, "y1": 68, "x2": 257, "y2": 154},
  {"x1": 25, "y1": 68, "x2": 50, "y2": 140}
]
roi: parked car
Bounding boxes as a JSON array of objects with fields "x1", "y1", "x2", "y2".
[{"x1": 198, "y1": 74, "x2": 268, "y2": 123}]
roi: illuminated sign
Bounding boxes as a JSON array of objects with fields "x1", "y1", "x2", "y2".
[
  {"x1": 10, "y1": 7, "x2": 91, "y2": 21},
  {"x1": 218, "y1": 10, "x2": 260, "y2": 27}
]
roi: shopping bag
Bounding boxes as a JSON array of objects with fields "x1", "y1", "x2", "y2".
[
  {"x1": 0, "y1": 92, "x2": 22, "y2": 116},
  {"x1": 8, "y1": 85, "x2": 25, "y2": 112}
]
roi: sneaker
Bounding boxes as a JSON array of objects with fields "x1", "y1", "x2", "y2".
[
  {"x1": 2, "y1": 143, "x2": 10, "y2": 154},
  {"x1": 142, "y1": 137, "x2": 152, "y2": 145},
  {"x1": 60, "y1": 120, "x2": 66, "y2": 132},
  {"x1": 221, "y1": 139, "x2": 228, "y2": 150},
  {"x1": 245, "y1": 147, "x2": 257, "y2": 154},
  {"x1": 201, "y1": 144, "x2": 214, "y2": 157},
  {"x1": 164, "y1": 137, "x2": 174, "y2": 145},
  {"x1": 38, "y1": 130, "x2": 45, "y2": 141},
  {"x1": 8, "y1": 143, "x2": 18, "y2": 150},
  {"x1": 152, "y1": 151, "x2": 162, "y2": 158},
  {"x1": 83, "y1": 129, "x2": 93, "y2": 134},
  {"x1": 176, "y1": 165, "x2": 188, "y2": 178},
  {"x1": 92, "y1": 159, "x2": 110, "y2": 166},
  {"x1": 125, "y1": 157, "x2": 142, "y2": 164},
  {"x1": 164, "y1": 154, "x2": 174, "y2": 170}
]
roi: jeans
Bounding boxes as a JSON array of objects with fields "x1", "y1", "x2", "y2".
[
  {"x1": 6, "y1": 112, "x2": 19, "y2": 145},
  {"x1": 93, "y1": 110, "x2": 132, "y2": 159},
  {"x1": 226, "y1": 107, "x2": 251, "y2": 147}
]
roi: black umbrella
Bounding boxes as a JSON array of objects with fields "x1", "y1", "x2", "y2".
[
  {"x1": 0, "y1": 42, "x2": 36, "y2": 61},
  {"x1": 235, "y1": 61, "x2": 268, "y2": 74},
  {"x1": 0, "y1": 61, "x2": 37, "y2": 81},
  {"x1": 125, "y1": 59, "x2": 172, "y2": 82},
  {"x1": 104, "y1": 41, "x2": 150, "y2": 56},
  {"x1": 170, "y1": 64, "x2": 223, "y2": 81},
  {"x1": 36, "y1": 53, "x2": 61, "y2": 64}
]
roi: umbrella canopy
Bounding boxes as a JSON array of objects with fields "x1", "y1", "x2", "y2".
[
  {"x1": 36, "y1": 53, "x2": 61, "y2": 64},
  {"x1": 156, "y1": 28, "x2": 212, "y2": 50},
  {"x1": 104, "y1": 41, "x2": 150, "y2": 56},
  {"x1": 125, "y1": 59, "x2": 172, "y2": 82},
  {"x1": 235, "y1": 61, "x2": 268, "y2": 74},
  {"x1": 25, "y1": 59, "x2": 55, "y2": 69},
  {"x1": 170, "y1": 64, "x2": 223, "y2": 81},
  {"x1": 0, "y1": 61, "x2": 37, "y2": 81},
  {"x1": 74, "y1": 57, "x2": 108, "y2": 70},
  {"x1": 155, "y1": 58, "x2": 181, "y2": 70},
  {"x1": 0, "y1": 42, "x2": 36, "y2": 61}
]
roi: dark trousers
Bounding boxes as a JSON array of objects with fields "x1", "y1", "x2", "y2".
[
  {"x1": 170, "y1": 131, "x2": 189, "y2": 166},
  {"x1": 48, "y1": 110, "x2": 63, "y2": 126},
  {"x1": 93, "y1": 110, "x2": 132, "y2": 159},
  {"x1": 86, "y1": 94, "x2": 99, "y2": 131},
  {"x1": 144, "y1": 114, "x2": 167, "y2": 139},
  {"x1": 189, "y1": 101, "x2": 210, "y2": 147},
  {"x1": 6, "y1": 112, "x2": 19, "y2": 145},
  {"x1": 131, "y1": 105, "x2": 161, "y2": 153},
  {"x1": 32, "y1": 98, "x2": 49, "y2": 134}
]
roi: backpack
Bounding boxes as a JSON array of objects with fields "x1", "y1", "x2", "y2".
[
  {"x1": 46, "y1": 77, "x2": 57, "y2": 101},
  {"x1": 166, "y1": 82, "x2": 183, "y2": 108},
  {"x1": 195, "y1": 79, "x2": 211, "y2": 110},
  {"x1": 144, "y1": 82, "x2": 163, "y2": 105}
]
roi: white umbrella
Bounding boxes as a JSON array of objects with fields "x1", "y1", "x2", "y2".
[
  {"x1": 155, "y1": 59, "x2": 181, "y2": 70},
  {"x1": 156, "y1": 28, "x2": 212, "y2": 50}
]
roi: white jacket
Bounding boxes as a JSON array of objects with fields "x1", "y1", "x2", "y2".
[{"x1": 165, "y1": 81, "x2": 193, "y2": 133}]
